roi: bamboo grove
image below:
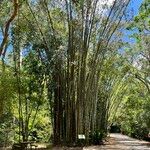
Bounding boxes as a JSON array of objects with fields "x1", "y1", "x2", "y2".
[{"x1": 1, "y1": 0, "x2": 146, "y2": 146}]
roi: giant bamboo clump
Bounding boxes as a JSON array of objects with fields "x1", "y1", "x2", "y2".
[
  {"x1": 48, "y1": 0, "x2": 130, "y2": 145},
  {"x1": 6, "y1": 0, "x2": 131, "y2": 146}
]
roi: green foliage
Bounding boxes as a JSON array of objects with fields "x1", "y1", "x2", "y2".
[
  {"x1": 0, "y1": 51, "x2": 52, "y2": 144},
  {"x1": 89, "y1": 130, "x2": 106, "y2": 145},
  {"x1": 114, "y1": 79, "x2": 150, "y2": 139},
  {"x1": 113, "y1": 0, "x2": 150, "y2": 140},
  {"x1": 0, "y1": 63, "x2": 16, "y2": 114},
  {"x1": 0, "y1": 113, "x2": 14, "y2": 146}
]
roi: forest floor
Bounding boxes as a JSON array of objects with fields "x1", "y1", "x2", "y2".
[{"x1": 52, "y1": 133, "x2": 150, "y2": 150}]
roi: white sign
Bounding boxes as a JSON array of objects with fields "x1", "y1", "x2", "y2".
[{"x1": 78, "y1": 134, "x2": 85, "y2": 139}]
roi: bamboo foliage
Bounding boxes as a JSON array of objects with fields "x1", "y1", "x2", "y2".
[
  {"x1": 22, "y1": 0, "x2": 131, "y2": 145},
  {"x1": 0, "y1": 0, "x2": 131, "y2": 145}
]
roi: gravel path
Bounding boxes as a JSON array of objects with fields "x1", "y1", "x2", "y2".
[
  {"x1": 83, "y1": 133, "x2": 150, "y2": 150},
  {"x1": 53, "y1": 133, "x2": 150, "y2": 150}
]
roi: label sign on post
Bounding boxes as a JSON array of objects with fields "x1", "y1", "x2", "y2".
[{"x1": 78, "y1": 134, "x2": 85, "y2": 139}]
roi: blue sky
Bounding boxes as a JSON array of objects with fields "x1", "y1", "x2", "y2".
[
  {"x1": 130, "y1": 0, "x2": 143, "y2": 15},
  {"x1": 122, "y1": 0, "x2": 143, "y2": 44}
]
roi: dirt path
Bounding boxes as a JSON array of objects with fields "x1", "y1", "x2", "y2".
[
  {"x1": 83, "y1": 133, "x2": 150, "y2": 150},
  {"x1": 53, "y1": 133, "x2": 150, "y2": 150}
]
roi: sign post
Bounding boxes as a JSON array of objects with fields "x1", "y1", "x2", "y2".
[{"x1": 78, "y1": 134, "x2": 85, "y2": 146}]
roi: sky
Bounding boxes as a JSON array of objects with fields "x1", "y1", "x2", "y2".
[
  {"x1": 130, "y1": 0, "x2": 143, "y2": 15},
  {"x1": 122, "y1": 0, "x2": 143, "y2": 44},
  {"x1": 99, "y1": 0, "x2": 143, "y2": 14}
]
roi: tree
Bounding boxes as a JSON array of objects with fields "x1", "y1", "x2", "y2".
[
  {"x1": 0, "y1": 0, "x2": 18, "y2": 57},
  {"x1": 113, "y1": 0, "x2": 150, "y2": 140}
]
